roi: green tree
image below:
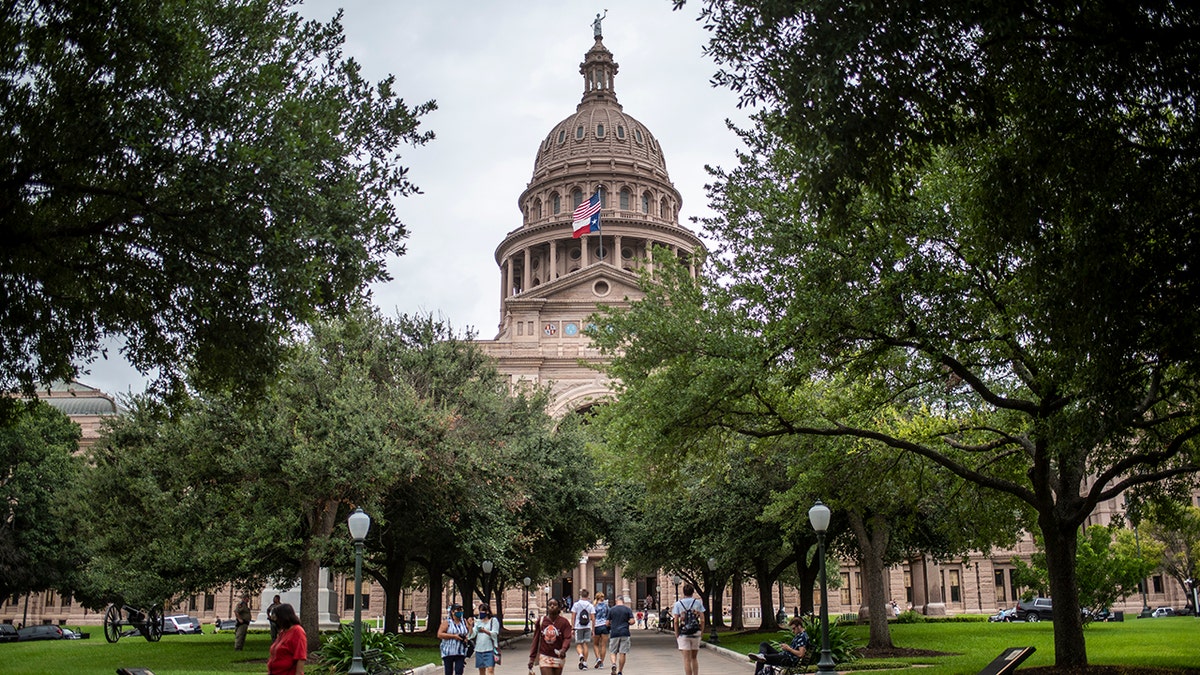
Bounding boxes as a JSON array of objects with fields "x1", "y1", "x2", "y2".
[
  {"x1": 0, "y1": 0, "x2": 434, "y2": 404},
  {"x1": 0, "y1": 402, "x2": 85, "y2": 600},
  {"x1": 1143, "y1": 499, "x2": 1200, "y2": 610},
  {"x1": 648, "y1": 1, "x2": 1200, "y2": 666}
]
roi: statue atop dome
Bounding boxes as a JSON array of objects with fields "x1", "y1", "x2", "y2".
[{"x1": 592, "y1": 10, "x2": 607, "y2": 38}]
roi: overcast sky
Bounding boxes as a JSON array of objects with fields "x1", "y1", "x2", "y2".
[{"x1": 81, "y1": 0, "x2": 751, "y2": 396}]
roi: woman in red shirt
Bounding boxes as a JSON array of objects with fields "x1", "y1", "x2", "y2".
[
  {"x1": 268, "y1": 604, "x2": 307, "y2": 675},
  {"x1": 528, "y1": 598, "x2": 573, "y2": 675}
]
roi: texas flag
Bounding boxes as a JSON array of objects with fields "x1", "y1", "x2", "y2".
[{"x1": 572, "y1": 192, "x2": 601, "y2": 238}]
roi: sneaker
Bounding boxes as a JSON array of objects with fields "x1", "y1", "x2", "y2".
[
  {"x1": 611, "y1": 666, "x2": 617, "y2": 675},
  {"x1": 748, "y1": 653, "x2": 766, "y2": 662},
  {"x1": 578, "y1": 659, "x2": 587, "y2": 670},
  {"x1": 595, "y1": 659, "x2": 603, "y2": 669}
]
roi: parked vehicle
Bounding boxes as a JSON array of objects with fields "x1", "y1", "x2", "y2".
[
  {"x1": 60, "y1": 628, "x2": 83, "y2": 640},
  {"x1": 213, "y1": 618, "x2": 239, "y2": 632},
  {"x1": 0, "y1": 624, "x2": 18, "y2": 643},
  {"x1": 161, "y1": 615, "x2": 201, "y2": 635},
  {"x1": 1015, "y1": 597, "x2": 1054, "y2": 622},
  {"x1": 17, "y1": 625, "x2": 64, "y2": 641},
  {"x1": 989, "y1": 607, "x2": 1016, "y2": 622},
  {"x1": 1151, "y1": 607, "x2": 1175, "y2": 617}
]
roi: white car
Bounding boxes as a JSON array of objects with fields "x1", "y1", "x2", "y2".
[
  {"x1": 161, "y1": 615, "x2": 200, "y2": 634},
  {"x1": 1151, "y1": 607, "x2": 1175, "y2": 618}
]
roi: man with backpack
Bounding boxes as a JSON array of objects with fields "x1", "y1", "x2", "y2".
[
  {"x1": 569, "y1": 589, "x2": 597, "y2": 670},
  {"x1": 672, "y1": 583, "x2": 706, "y2": 675}
]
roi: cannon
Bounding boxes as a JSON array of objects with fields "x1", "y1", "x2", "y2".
[{"x1": 103, "y1": 603, "x2": 164, "y2": 643}]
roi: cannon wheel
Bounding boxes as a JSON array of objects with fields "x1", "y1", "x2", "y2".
[
  {"x1": 103, "y1": 604, "x2": 122, "y2": 643},
  {"x1": 143, "y1": 605, "x2": 164, "y2": 642}
]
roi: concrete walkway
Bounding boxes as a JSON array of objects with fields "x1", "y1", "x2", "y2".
[{"x1": 411, "y1": 629, "x2": 756, "y2": 675}]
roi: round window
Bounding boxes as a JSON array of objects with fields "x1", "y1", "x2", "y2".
[
  {"x1": 621, "y1": 247, "x2": 634, "y2": 259},
  {"x1": 592, "y1": 280, "x2": 610, "y2": 297},
  {"x1": 569, "y1": 248, "x2": 582, "y2": 260}
]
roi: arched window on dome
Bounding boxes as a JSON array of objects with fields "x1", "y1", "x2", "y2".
[
  {"x1": 660, "y1": 197, "x2": 669, "y2": 220},
  {"x1": 634, "y1": 129, "x2": 644, "y2": 144},
  {"x1": 558, "y1": 129, "x2": 566, "y2": 145},
  {"x1": 552, "y1": 192, "x2": 561, "y2": 215},
  {"x1": 620, "y1": 188, "x2": 631, "y2": 211},
  {"x1": 572, "y1": 189, "x2": 583, "y2": 210},
  {"x1": 597, "y1": 186, "x2": 607, "y2": 208},
  {"x1": 596, "y1": 124, "x2": 605, "y2": 138},
  {"x1": 642, "y1": 192, "x2": 651, "y2": 214},
  {"x1": 576, "y1": 125, "x2": 584, "y2": 140},
  {"x1": 534, "y1": 198, "x2": 543, "y2": 220},
  {"x1": 617, "y1": 125, "x2": 625, "y2": 140}
]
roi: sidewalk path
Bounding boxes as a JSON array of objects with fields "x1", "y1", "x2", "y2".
[{"x1": 414, "y1": 629, "x2": 756, "y2": 675}]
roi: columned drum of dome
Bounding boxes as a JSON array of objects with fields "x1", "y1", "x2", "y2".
[{"x1": 477, "y1": 30, "x2": 705, "y2": 417}]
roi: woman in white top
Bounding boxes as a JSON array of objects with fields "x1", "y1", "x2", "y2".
[
  {"x1": 437, "y1": 603, "x2": 473, "y2": 675},
  {"x1": 471, "y1": 603, "x2": 500, "y2": 675}
]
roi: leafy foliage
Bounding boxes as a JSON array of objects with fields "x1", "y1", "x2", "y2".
[
  {"x1": 318, "y1": 624, "x2": 408, "y2": 674},
  {"x1": 0, "y1": 0, "x2": 435, "y2": 402},
  {"x1": 791, "y1": 615, "x2": 861, "y2": 666},
  {"x1": 0, "y1": 402, "x2": 85, "y2": 599}
]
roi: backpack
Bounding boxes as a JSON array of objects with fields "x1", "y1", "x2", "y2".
[
  {"x1": 678, "y1": 599, "x2": 701, "y2": 636},
  {"x1": 578, "y1": 606, "x2": 590, "y2": 626}
]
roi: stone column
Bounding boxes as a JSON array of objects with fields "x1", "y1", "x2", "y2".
[
  {"x1": 523, "y1": 247, "x2": 532, "y2": 292},
  {"x1": 550, "y1": 240, "x2": 558, "y2": 280}
]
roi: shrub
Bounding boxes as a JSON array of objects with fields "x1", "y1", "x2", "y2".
[
  {"x1": 894, "y1": 610, "x2": 926, "y2": 624},
  {"x1": 318, "y1": 625, "x2": 408, "y2": 674},
  {"x1": 782, "y1": 615, "x2": 862, "y2": 665}
]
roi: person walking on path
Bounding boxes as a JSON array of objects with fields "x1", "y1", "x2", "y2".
[
  {"x1": 592, "y1": 592, "x2": 611, "y2": 669},
  {"x1": 747, "y1": 615, "x2": 808, "y2": 675},
  {"x1": 267, "y1": 604, "x2": 306, "y2": 675},
  {"x1": 672, "y1": 583, "x2": 706, "y2": 675},
  {"x1": 234, "y1": 594, "x2": 252, "y2": 651},
  {"x1": 569, "y1": 588, "x2": 597, "y2": 670},
  {"x1": 606, "y1": 595, "x2": 636, "y2": 675},
  {"x1": 267, "y1": 594, "x2": 282, "y2": 642},
  {"x1": 641, "y1": 594, "x2": 654, "y2": 629},
  {"x1": 471, "y1": 603, "x2": 500, "y2": 675},
  {"x1": 437, "y1": 602, "x2": 473, "y2": 675},
  {"x1": 529, "y1": 598, "x2": 574, "y2": 675}
]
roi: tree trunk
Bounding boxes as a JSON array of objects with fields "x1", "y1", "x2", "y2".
[
  {"x1": 731, "y1": 571, "x2": 745, "y2": 630},
  {"x1": 378, "y1": 556, "x2": 408, "y2": 634},
  {"x1": 753, "y1": 559, "x2": 778, "y2": 630},
  {"x1": 847, "y1": 510, "x2": 894, "y2": 649},
  {"x1": 797, "y1": 554, "x2": 818, "y2": 616},
  {"x1": 425, "y1": 564, "x2": 444, "y2": 635},
  {"x1": 299, "y1": 498, "x2": 339, "y2": 653},
  {"x1": 1043, "y1": 513, "x2": 1087, "y2": 667}
]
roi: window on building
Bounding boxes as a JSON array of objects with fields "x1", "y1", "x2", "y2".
[
  {"x1": 598, "y1": 186, "x2": 606, "y2": 208},
  {"x1": 660, "y1": 198, "x2": 669, "y2": 219},
  {"x1": 573, "y1": 189, "x2": 583, "y2": 209},
  {"x1": 558, "y1": 130, "x2": 566, "y2": 144},
  {"x1": 642, "y1": 192, "x2": 651, "y2": 214},
  {"x1": 1153, "y1": 575, "x2": 1164, "y2": 593},
  {"x1": 552, "y1": 193, "x2": 561, "y2": 214},
  {"x1": 994, "y1": 570, "x2": 1007, "y2": 603},
  {"x1": 617, "y1": 125, "x2": 625, "y2": 139},
  {"x1": 61, "y1": 594, "x2": 72, "y2": 608},
  {"x1": 576, "y1": 125, "x2": 584, "y2": 140},
  {"x1": 904, "y1": 570, "x2": 913, "y2": 604},
  {"x1": 620, "y1": 189, "x2": 631, "y2": 210},
  {"x1": 839, "y1": 572, "x2": 851, "y2": 605},
  {"x1": 188, "y1": 595, "x2": 197, "y2": 611},
  {"x1": 596, "y1": 124, "x2": 605, "y2": 138},
  {"x1": 205, "y1": 594, "x2": 215, "y2": 611},
  {"x1": 949, "y1": 569, "x2": 962, "y2": 603},
  {"x1": 635, "y1": 129, "x2": 643, "y2": 144},
  {"x1": 535, "y1": 198, "x2": 543, "y2": 219},
  {"x1": 44, "y1": 591, "x2": 55, "y2": 607}
]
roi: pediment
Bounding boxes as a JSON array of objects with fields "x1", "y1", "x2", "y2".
[{"x1": 506, "y1": 262, "x2": 645, "y2": 309}]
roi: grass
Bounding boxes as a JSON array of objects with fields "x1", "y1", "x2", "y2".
[
  {"x1": 0, "y1": 627, "x2": 444, "y2": 675},
  {"x1": 712, "y1": 616, "x2": 1200, "y2": 674}
]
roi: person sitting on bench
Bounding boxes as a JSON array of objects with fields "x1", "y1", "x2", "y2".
[{"x1": 747, "y1": 616, "x2": 809, "y2": 675}]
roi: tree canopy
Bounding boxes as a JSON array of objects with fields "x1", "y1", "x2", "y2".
[{"x1": 0, "y1": 0, "x2": 434, "y2": 403}]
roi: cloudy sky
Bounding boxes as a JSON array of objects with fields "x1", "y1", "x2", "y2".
[{"x1": 82, "y1": 0, "x2": 751, "y2": 396}]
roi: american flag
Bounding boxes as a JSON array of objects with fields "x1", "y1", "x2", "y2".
[{"x1": 572, "y1": 192, "x2": 602, "y2": 238}]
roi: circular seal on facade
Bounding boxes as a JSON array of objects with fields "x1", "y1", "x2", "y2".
[
  {"x1": 592, "y1": 280, "x2": 610, "y2": 297},
  {"x1": 543, "y1": 323, "x2": 558, "y2": 336},
  {"x1": 564, "y1": 323, "x2": 579, "y2": 336}
]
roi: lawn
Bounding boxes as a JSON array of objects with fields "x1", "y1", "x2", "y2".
[
  {"x1": 712, "y1": 616, "x2": 1200, "y2": 674},
  {"x1": 0, "y1": 628, "x2": 444, "y2": 675}
]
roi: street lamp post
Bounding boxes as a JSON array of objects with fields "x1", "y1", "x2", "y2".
[
  {"x1": 481, "y1": 560, "x2": 493, "y2": 609},
  {"x1": 707, "y1": 557, "x2": 719, "y2": 644},
  {"x1": 523, "y1": 577, "x2": 532, "y2": 634},
  {"x1": 808, "y1": 501, "x2": 836, "y2": 674},
  {"x1": 347, "y1": 508, "x2": 371, "y2": 675}
]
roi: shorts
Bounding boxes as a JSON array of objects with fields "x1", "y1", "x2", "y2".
[
  {"x1": 474, "y1": 650, "x2": 495, "y2": 668},
  {"x1": 574, "y1": 627, "x2": 593, "y2": 642},
  {"x1": 609, "y1": 636, "x2": 631, "y2": 654},
  {"x1": 676, "y1": 634, "x2": 702, "y2": 651},
  {"x1": 538, "y1": 654, "x2": 565, "y2": 668},
  {"x1": 593, "y1": 625, "x2": 610, "y2": 636}
]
